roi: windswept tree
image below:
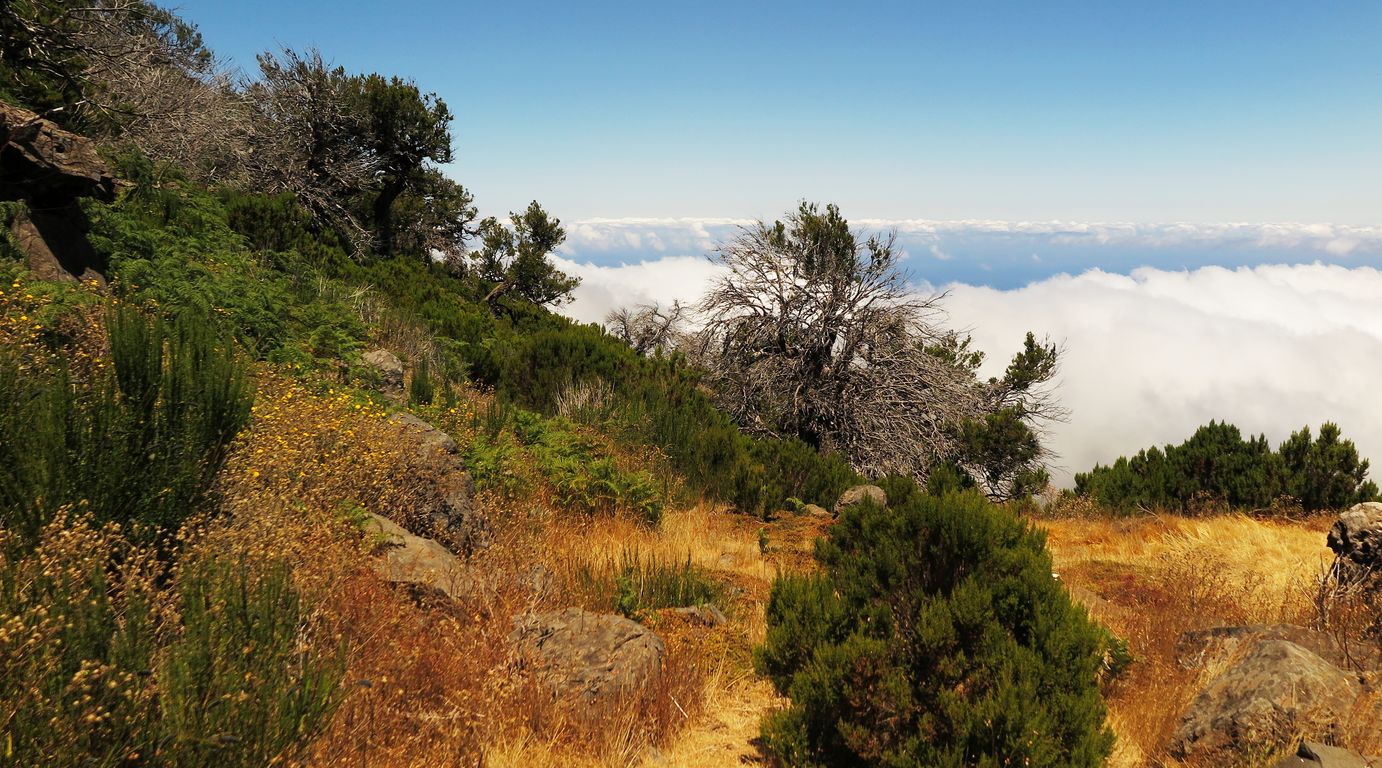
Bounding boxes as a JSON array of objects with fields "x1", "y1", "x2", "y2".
[
  {"x1": 350, "y1": 72, "x2": 454, "y2": 257},
  {"x1": 0, "y1": 0, "x2": 209, "y2": 125},
  {"x1": 690, "y1": 202, "x2": 1061, "y2": 495},
  {"x1": 245, "y1": 49, "x2": 471, "y2": 260},
  {"x1": 476, "y1": 201, "x2": 579, "y2": 308},
  {"x1": 245, "y1": 49, "x2": 375, "y2": 252}
]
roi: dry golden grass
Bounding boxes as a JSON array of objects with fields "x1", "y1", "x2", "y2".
[
  {"x1": 208, "y1": 373, "x2": 805, "y2": 767},
  {"x1": 1040, "y1": 513, "x2": 1336, "y2": 767}
]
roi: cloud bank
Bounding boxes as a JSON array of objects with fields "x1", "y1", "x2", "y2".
[
  {"x1": 558, "y1": 217, "x2": 1382, "y2": 290},
  {"x1": 554, "y1": 256, "x2": 1382, "y2": 487}
]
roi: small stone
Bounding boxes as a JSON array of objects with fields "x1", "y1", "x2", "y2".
[{"x1": 833, "y1": 484, "x2": 888, "y2": 516}]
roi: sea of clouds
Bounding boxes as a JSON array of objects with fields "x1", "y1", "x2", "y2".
[{"x1": 551, "y1": 219, "x2": 1382, "y2": 487}]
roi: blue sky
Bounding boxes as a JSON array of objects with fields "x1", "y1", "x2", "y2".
[{"x1": 176, "y1": 1, "x2": 1382, "y2": 225}]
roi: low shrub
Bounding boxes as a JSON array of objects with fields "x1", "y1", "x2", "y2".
[
  {"x1": 0, "y1": 515, "x2": 342, "y2": 768},
  {"x1": 756, "y1": 491, "x2": 1114, "y2": 767},
  {"x1": 159, "y1": 554, "x2": 344, "y2": 768}
]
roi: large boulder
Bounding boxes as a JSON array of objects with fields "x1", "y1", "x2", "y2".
[
  {"x1": 2, "y1": 102, "x2": 115, "y2": 283},
  {"x1": 1, "y1": 102, "x2": 115, "y2": 205},
  {"x1": 390, "y1": 411, "x2": 458, "y2": 457},
  {"x1": 509, "y1": 608, "x2": 666, "y2": 705},
  {"x1": 833, "y1": 484, "x2": 887, "y2": 517},
  {"x1": 1172, "y1": 638, "x2": 1361, "y2": 761},
  {"x1": 1328, "y1": 502, "x2": 1382, "y2": 580}
]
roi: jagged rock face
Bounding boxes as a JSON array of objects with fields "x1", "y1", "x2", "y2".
[
  {"x1": 1, "y1": 102, "x2": 115, "y2": 205},
  {"x1": 2, "y1": 102, "x2": 116, "y2": 283},
  {"x1": 1328, "y1": 502, "x2": 1382, "y2": 579},
  {"x1": 833, "y1": 484, "x2": 887, "y2": 517},
  {"x1": 510, "y1": 608, "x2": 666, "y2": 706},
  {"x1": 1171, "y1": 638, "x2": 1360, "y2": 761}
]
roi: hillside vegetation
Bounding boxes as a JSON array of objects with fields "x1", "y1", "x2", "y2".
[{"x1": 3, "y1": 3, "x2": 1381, "y2": 768}]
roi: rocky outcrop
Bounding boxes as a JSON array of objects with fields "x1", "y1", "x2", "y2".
[
  {"x1": 390, "y1": 411, "x2": 458, "y2": 456},
  {"x1": 362, "y1": 349, "x2": 405, "y2": 398},
  {"x1": 365, "y1": 513, "x2": 471, "y2": 601},
  {"x1": 1171, "y1": 638, "x2": 1361, "y2": 761},
  {"x1": 387, "y1": 410, "x2": 488, "y2": 556},
  {"x1": 802, "y1": 503, "x2": 830, "y2": 517},
  {"x1": 510, "y1": 608, "x2": 666, "y2": 706},
  {"x1": 2, "y1": 102, "x2": 116, "y2": 283},
  {"x1": 1329, "y1": 502, "x2": 1382, "y2": 583},
  {"x1": 833, "y1": 484, "x2": 887, "y2": 516},
  {"x1": 1274, "y1": 741, "x2": 1382, "y2": 768},
  {"x1": 1, "y1": 103, "x2": 115, "y2": 205}
]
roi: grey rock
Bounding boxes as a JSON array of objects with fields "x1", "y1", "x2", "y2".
[
  {"x1": 802, "y1": 503, "x2": 830, "y2": 517},
  {"x1": 1329, "y1": 502, "x2": 1382, "y2": 576},
  {"x1": 385, "y1": 410, "x2": 488, "y2": 555},
  {"x1": 364, "y1": 513, "x2": 471, "y2": 601},
  {"x1": 1172, "y1": 639, "x2": 1360, "y2": 761},
  {"x1": 671, "y1": 604, "x2": 728, "y2": 627},
  {"x1": 834, "y1": 484, "x2": 888, "y2": 516},
  {"x1": 389, "y1": 411, "x2": 458, "y2": 456},
  {"x1": 433, "y1": 463, "x2": 486, "y2": 556},
  {"x1": 362, "y1": 349, "x2": 405, "y2": 397},
  {"x1": 510, "y1": 608, "x2": 666, "y2": 705},
  {"x1": 1273, "y1": 741, "x2": 1382, "y2": 768}
]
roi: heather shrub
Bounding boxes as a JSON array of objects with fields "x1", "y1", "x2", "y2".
[
  {"x1": 409, "y1": 356, "x2": 435, "y2": 405},
  {"x1": 159, "y1": 554, "x2": 344, "y2": 767},
  {"x1": 0, "y1": 305, "x2": 251, "y2": 545},
  {"x1": 0, "y1": 515, "x2": 342, "y2": 768},
  {"x1": 756, "y1": 491, "x2": 1114, "y2": 767}
]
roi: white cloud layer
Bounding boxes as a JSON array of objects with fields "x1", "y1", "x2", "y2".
[
  {"x1": 552, "y1": 254, "x2": 725, "y2": 325},
  {"x1": 561, "y1": 217, "x2": 1382, "y2": 260},
  {"x1": 555, "y1": 257, "x2": 1382, "y2": 488},
  {"x1": 940, "y1": 264, "x2": 1382, "y2": 485}
]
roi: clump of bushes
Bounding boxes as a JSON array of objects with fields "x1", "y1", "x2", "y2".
[
  {"x1": 756, "y1": 490, "x2": 1114, "y2": 767},
  {"x1": 1075, "y1": 420, "x2": 1379, "y2": 515},
  {"x1": 464, "y1": 403, "x2": 665, "y2": 524}
]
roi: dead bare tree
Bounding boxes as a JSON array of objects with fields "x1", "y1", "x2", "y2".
[
  {"x1": 605, "y1": 301, "x2": 687, "y2": 356},
  {"x1": 690, "y1": 202, "x2": 1061, "y2": 490}
]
